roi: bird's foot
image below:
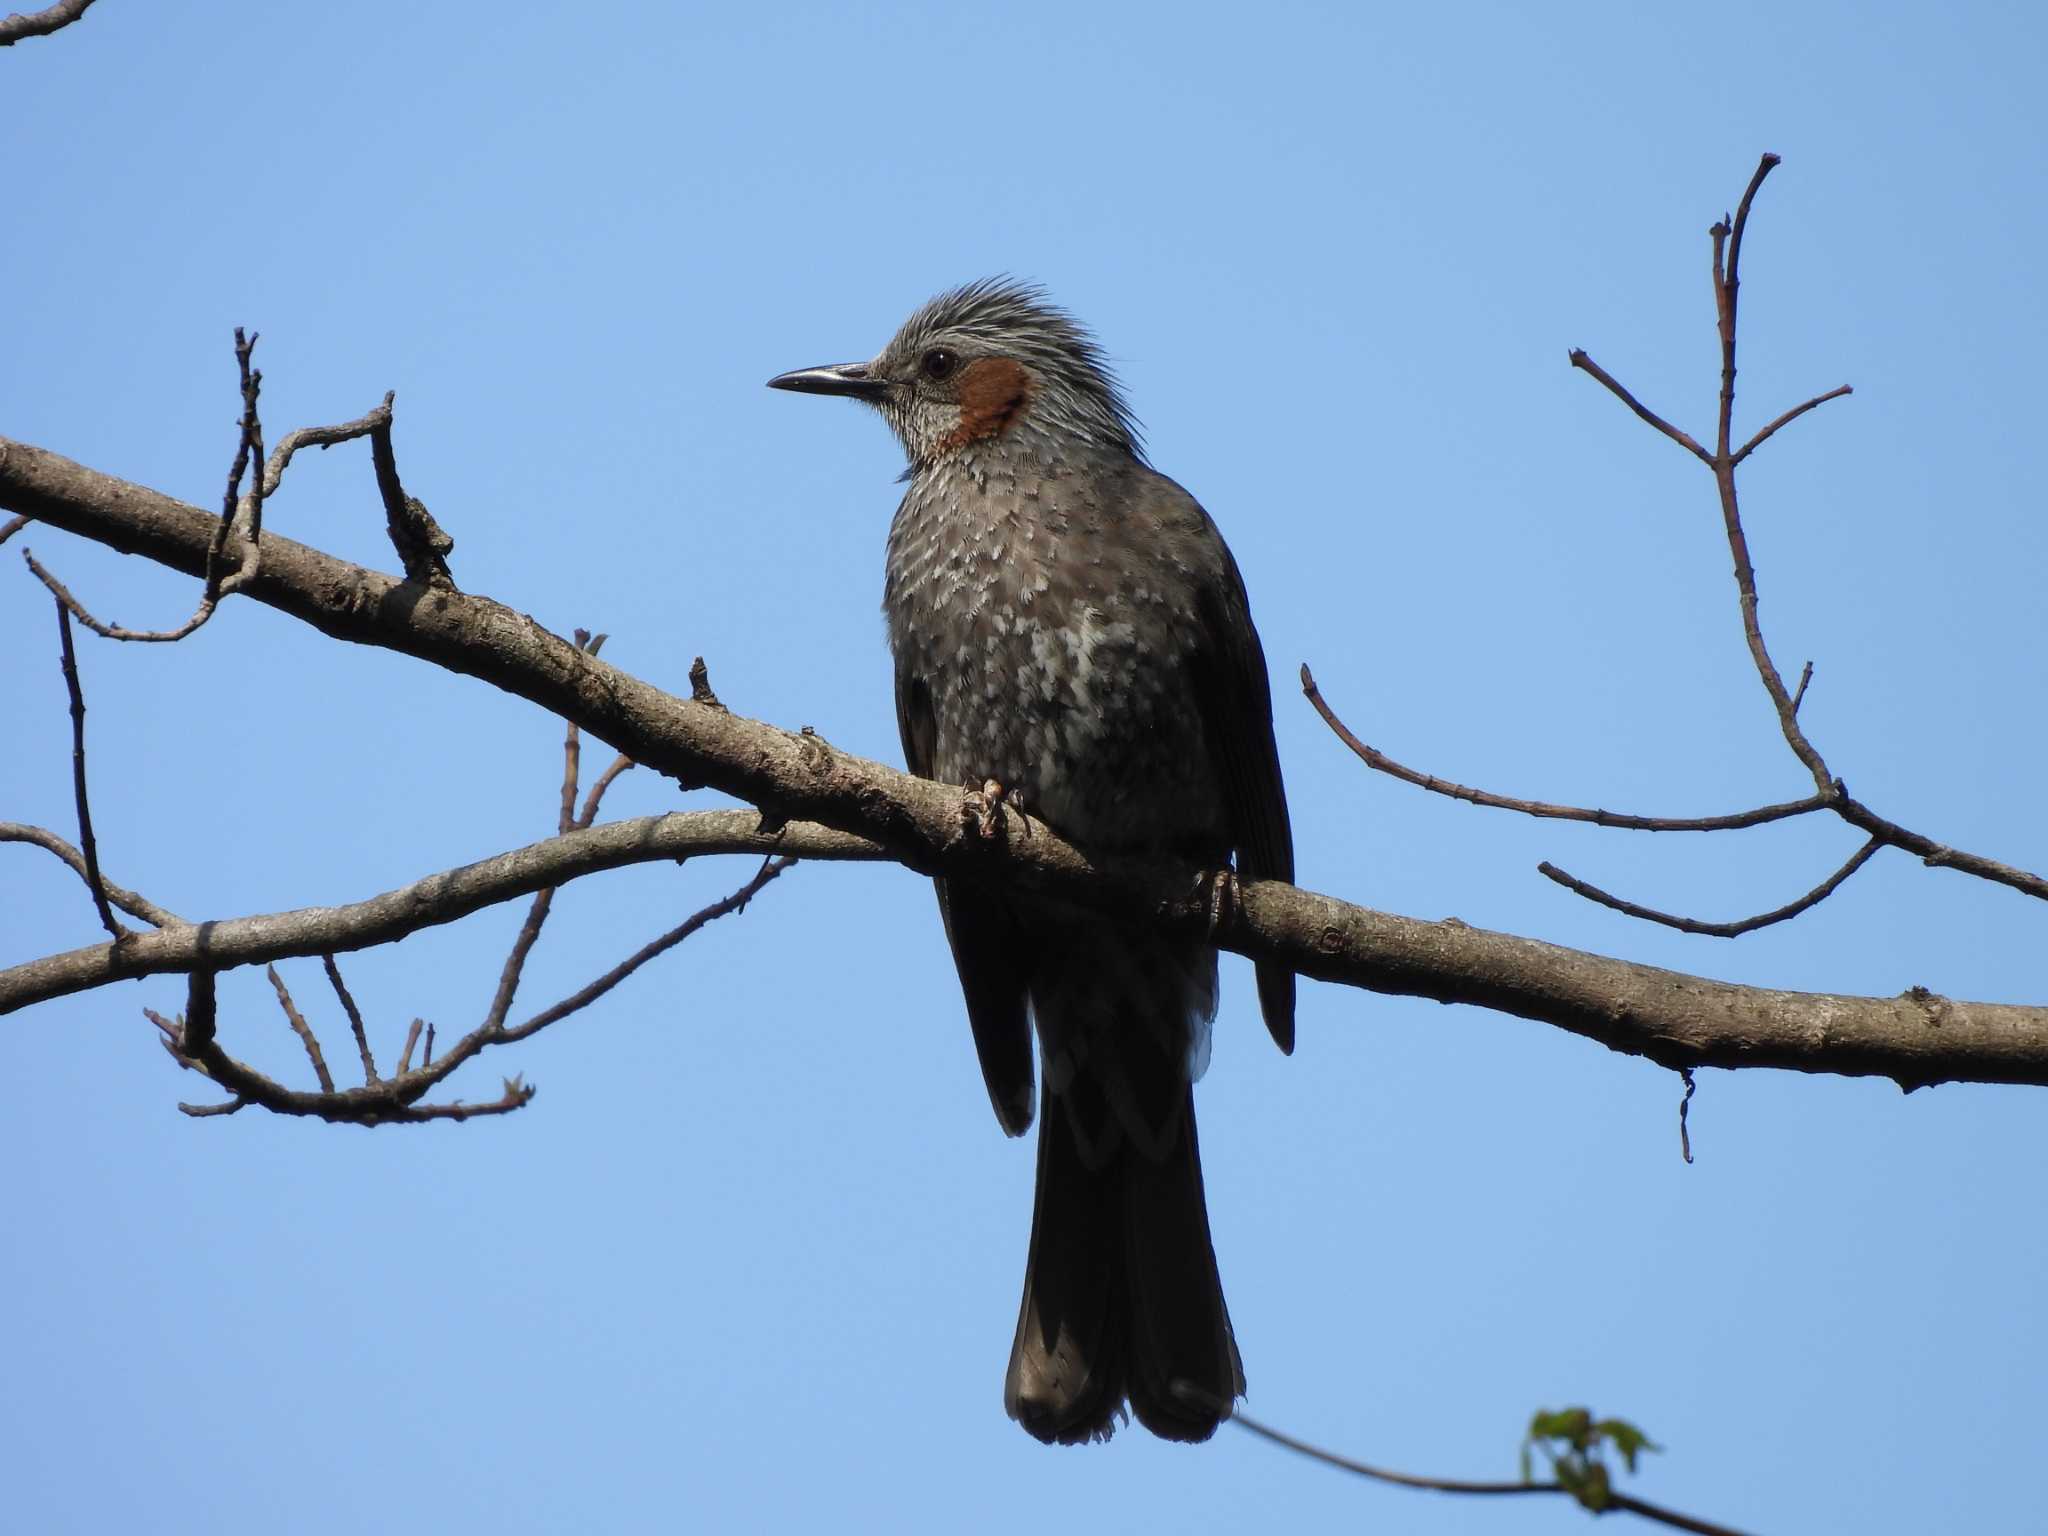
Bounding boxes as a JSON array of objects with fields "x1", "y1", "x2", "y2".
[
  {"x1": 1199, "y1": 866, "x2": 1242, "y2": 938},
  {"x1": 960, "y1": 778, "x2": 1010, "y2": 843}
]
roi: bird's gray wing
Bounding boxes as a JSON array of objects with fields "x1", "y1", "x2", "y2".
[
  {"x1": 1190, "y1": 541, "x2": 1298, "y2": 1054},
  {"x1": 897, "y1": 664, "x2": 1036, "y2": 1134}
]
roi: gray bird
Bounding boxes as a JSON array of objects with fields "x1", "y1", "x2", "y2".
[{"x1": 769, "y1": 281, "x2": 1293, "y2": 1445}]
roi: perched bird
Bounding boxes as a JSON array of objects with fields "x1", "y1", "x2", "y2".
[{"x1": 769, "y1": 281, "x2": 1294, "y2": 1445}]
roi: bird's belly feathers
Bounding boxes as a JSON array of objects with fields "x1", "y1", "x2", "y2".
[{"x1": 886, "y1": 477, "x2": 1225, "y2": 852}]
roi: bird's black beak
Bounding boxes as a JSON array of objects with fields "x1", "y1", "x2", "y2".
[{"x1": 766, "y1": 362, "x2": 889, "y2": 401}]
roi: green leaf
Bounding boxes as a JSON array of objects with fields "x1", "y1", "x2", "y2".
[
  {"x1": 1528, "y1": 1407, "x2": 1592, "y2": 1445},
  {"x1": 1593, "y1": 1416, "x2": 1662, "y2": 1473}
]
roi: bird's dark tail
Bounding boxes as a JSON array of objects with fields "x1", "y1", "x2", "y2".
[{"x1": 1003, "y1": 1078, "x2": 1243, "y2": 1444}]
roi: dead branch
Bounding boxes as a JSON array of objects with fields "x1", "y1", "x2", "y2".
[
  {"x1": 0, "y1": 821, "x2": 181, "y2": 928},
  {"x1": 1302, "y1": 667, "x2": 1829, "y2": 833},
  {"x1": 0, "y1": 0, "x2": 95, "y2": 46},
  {"x1": 52, "y1": 600, "x2": 122, "y2": 941},
  {"x1": 1538, "y1": 837, "x2": 1883, "y2": 938},
  {"x1": 1313, "y1": 153, "x2": 2042, "y2": 931}
]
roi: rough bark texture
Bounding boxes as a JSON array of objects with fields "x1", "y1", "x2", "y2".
[{"x1": 4, "y1": 434, "x2": 2044, "y2": 1091}]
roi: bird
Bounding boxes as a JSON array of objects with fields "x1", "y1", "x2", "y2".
[{"x1": 769, "y1": 280, "x2": 1294, "y2": 1445}]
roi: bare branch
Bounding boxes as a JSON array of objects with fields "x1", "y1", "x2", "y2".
[
  {"x1": 0, "y1": 513, "x2": 26, "y2": 547},
  {"x1": 322, "y1": 954, "x2": 378, "y2": 1085},
  {"x1": 1733, "y1": 384, "x2": 1853, "y2": 466},
  {"x1": 1790, "y1": 660, "x2": 1814, "y2": 716},
  {"x1": 577, "y1": 754, "x2": 636, "y2": 828},
  {"x1": 396, "y1": 1019, "x2": 423, "y2": 1077},
  {"x1": 1301, "y1": 665, "x2": 1829, "y2": 832},
  {"x1": 1, "y1": 822, "x2": 182, "y2": 929},
  {"x1": 1179, "y1": 1388, "x2": 1753, "y2": 1536},
  {"x1": 1566, "y1": 350, "x2": 1712, "y2": 465},
  {"x1": 1835, "y1": 791, "x2": 2048, "y2": 903},
  {"x1": 367, "y1": 398, "x2": 454, "y2": 587},
  {"x1": 19, "y1": 328, "x2": 266, "y2": 642},
  {"x1": 502, "y1": 855, "x2": 796, "y2": 1042},
  {"x1": 261, "y1": 397, "x2": 393, "y2": 500},
  {"x1": 0, "y1": 0, "x2": 95, "y2": 46},
  {"x1": 0, "y1": 812, "x2": 880, "y2": 1016},
  {"x1": 4, "y1": 431, "x2": 2043, "y2": 1092},
  {"x1": 53, "y1": 599, "x2": 122, "y2": 941},
  {"x1": 266, "y1": 964, "x2": 334, "y2": 1092},
  {"x1": 483, "y1": 632, "x2": 611, "y2": 1035},
  {"x1": 1539, "y1": 836, "x2": 1882, "y2": 938}
]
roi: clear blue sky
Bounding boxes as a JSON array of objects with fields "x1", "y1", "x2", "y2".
[{"x1": 4, "y1": 3, "x2": 2044, "y2": 1532}]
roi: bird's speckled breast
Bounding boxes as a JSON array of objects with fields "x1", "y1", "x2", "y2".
[{"x1": 883, "y1": 435, "x2": 1227, "y2": 854}]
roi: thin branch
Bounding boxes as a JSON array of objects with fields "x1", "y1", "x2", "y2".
[
  {"x1": 396, "y1": 1019, "x2": 423, "y2": 1077},
  {"x1": 1539, "y1": 835, "x2": 1883, "y2": 938},
  {"x1": 483, "y1": 636, "x2": 609, "y2": 1035},
  {"x1": 322, "y1": 953, "x2": 378, "y2": 1085},
  {"x1": 1566, "y1": 350, "x2": 1712, "y2": 465},
  {"x1": 2, "y1": 812, "x2": 880, "y2": 1016},
  {"x1": 0, "y1": 0, "x2": 95, "y2": 46},
  {"x1": 1834, "y1": 791, "x2": 2048, "y2": 902},
  {"x1": 1, "y1": 821, "x2": 182, "y2": 928},
  {"x1": 577, "y1": 755, "x2": 636, "y2": 828},
  {"x1": 502, "y1": 855, "x2": 797, "y2": 1042},
  {"x1": 261, "y1": 397, "x2": 393, "y2": 500},
  {"x1": 147, "y1": 860, "x2": 791, "y2": 1127},
  {"x1": 19, "y1": 329, "x2": 266, "y2": 643},
  {"x1": 1182, "y1": 1389, "x2": 1752, "y2": 1536},
  {"x1": 1301, "y1": 665, "x2": 1830, "y2": 832},
  {"x1": 0, "y1": 513, "x2": 27, "y2": 547},
  {"x1": 1733, "y1": 384, "x2": 1853, "y2": 466},
  {"x1": 266, "y1": 964, "x2": 334, "y2": 1092},
  {"x1": 53, "y1": 599, "x2": 122, "y2": 941},
  {"x1": 1790, "y1": 660, "x2": 1814, "y2": 716}
]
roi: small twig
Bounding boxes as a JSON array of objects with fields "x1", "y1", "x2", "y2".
[
  {"x1": 1302, "y1": 666, "x2": 1829, "y2": 832},
  {"x1": 0, "y1": 513, "x2": 27, "y2": 547},
  {"x1": 423, "y1": 1022, "x2": 435, "y2": 1067},
  {"x1": 1, "y1": 821, "x2": 182, "y2": 928},
  {"x1": 321, "y1": 953, "x2": 378, "y2": 1085},
  {"x1": 396, "y1": 1018, "x2": 423, "y2": 1076},
  {"x1": 1678, "y1": 1067, "x2": 1697, "y2": 1164},
  {"x1": 1733, "y1": 384, "x2": 1854, "y2": 467},
  {"x1": 53, "y1": 600, "x2": 122, "y2": 941},
  {"x1": 1566, "y1": 350, "x2": 1712, "y2": 465},
  {"x1": 501, "y1": 855, "x2": 796, "y2": 1042},
  {"x1": 576, "y1": 754, "x2": 636, "y2": 828},
  {"x1": 179, "y1": 1097, "x2": 248, "y2": 1119},
  {"x1": 266, "y1": 964, "x2": 334, "y2": 1092},
  {"x1": 19, "y1": 330, "x2": 267, "y2": 643},
  {"x1": 1179, "y1": 1388, "x2": 1751, "y2": 1536},
  {"x1": 1790, "y1": 661, "x2": 1814, "y2": 716},
  {"x1": 1539, "y1": 835, "x2": 1883, "y2": 938},
  {"x1": 261, "y1": 397, "x2": 393, "y2": 500},
  {"x1": 0, "y1": 0, "x2": 96, "y2": 46}
]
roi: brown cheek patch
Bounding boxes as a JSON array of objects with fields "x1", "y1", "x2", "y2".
[{"x1": 939, "y1": 358, "x2": 1033, "y2": 452}]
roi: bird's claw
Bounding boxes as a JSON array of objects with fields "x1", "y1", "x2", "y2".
[
  {"x1": 961, "y1": 778, "x2": 1009, "y2": 843},
  {"x1": 1201, "y1": 867, "x2": 1242, "y2": 938}
]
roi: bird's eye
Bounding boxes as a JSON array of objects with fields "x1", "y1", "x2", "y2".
[{"x1": 921, "y1": 348, "x2": 959, "y2": 382}]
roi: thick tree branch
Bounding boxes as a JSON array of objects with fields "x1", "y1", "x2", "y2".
[
  {"x1": 0, "y1": 0, "x2": 94, "y2": 46},
  {"x1": 3, "y1": 434, "x2": 2046, "y2": 1092}
]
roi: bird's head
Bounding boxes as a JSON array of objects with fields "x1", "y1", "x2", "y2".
[{"x1": 768, "y1": 279, "x2": 1140, "y2": 469}]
